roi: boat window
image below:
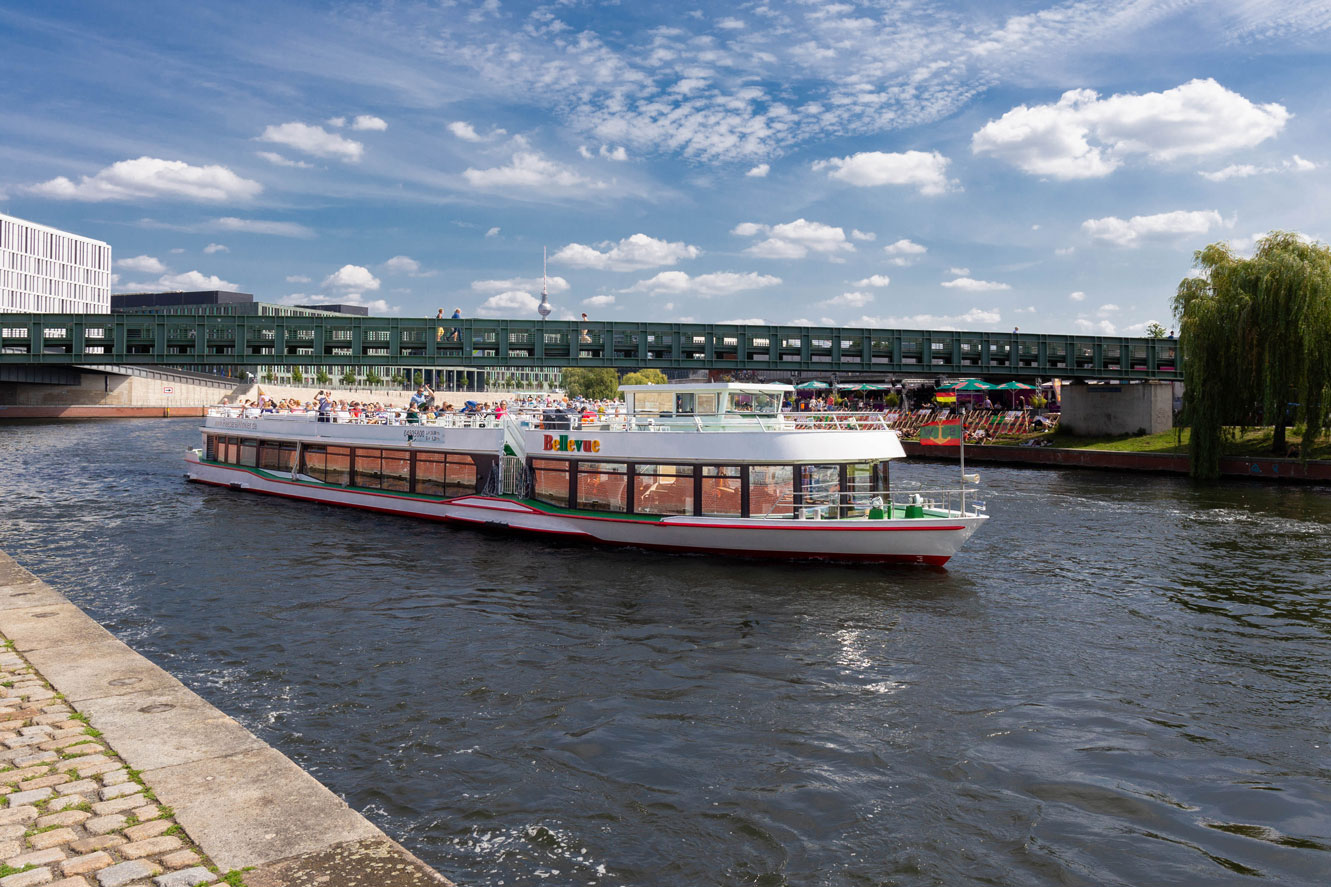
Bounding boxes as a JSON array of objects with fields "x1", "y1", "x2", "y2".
[
  {"x1": 415, "y1": 453, "x2": 476, "y2": 497},
  {"x1": 633, "y1": 391, "x2": 673, "y2": 416},
  {"x1": 845, "y1": 463, "x2": 874, "y2": 516},
  {"x1": 205, "y1": 435, "x2": 219, "y2": 461},
  {"x1": 701, "y1": 465, "x2": 742, "y2": 516},
  {"x1": 354, "y1": 449, "x2": 384, "y2": 489},
  {"x1": 749, "y1": 466, "x2": 793, "y2": 517},
  {"x1": 303, "y1": 445, "x2": 350, "y2": 486},
  {"x1": 531, "y1": 458, "x2": 571, "y2": 507},
  {"x1": 634, "y1": 464, "x2": 693, "y2": 515},
  {"x1": 218, "y1": 436, "x2": 239, "y2": 464},
  {"x1": 382, "y1": 449, "x2": 411, "y2": 492},
  {"x1": 576, "y1": 461, "x2": 628, "y2": 513},
  {"x1": 696, "y1": 393, "x2": 719, "y2": 415},
  {"x1": 800, "y1": 464, "x2": 841, "y2": 518},
  {"x1": 238, "y1": 439, "x2": 259, "y2": 468},
  {"x1": 676, "y1": 393, "x2": 695, "y2": 414},
  {"x1": 259, "y1": 441, "x2": 297, "y2": 472}
]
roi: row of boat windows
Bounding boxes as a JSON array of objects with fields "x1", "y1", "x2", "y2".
[
  {"x1": 529, "y1": 459, "x2": 887, "y2": 518},
  {"x1": 206, "y1": 436, "x2": 480, "y2": 497}
]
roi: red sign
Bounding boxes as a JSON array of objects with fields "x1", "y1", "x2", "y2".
[{"x1": 919, "y1": 420, "x2": 962, "y2": 446}]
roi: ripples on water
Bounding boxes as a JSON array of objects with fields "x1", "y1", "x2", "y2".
[{"x1": 1, "y1": 419, "x2": 1329, "y2": 886}]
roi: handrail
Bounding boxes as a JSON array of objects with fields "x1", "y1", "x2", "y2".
[{"x1": 761, "y1": 486, "x2": 984, "y2": 519}]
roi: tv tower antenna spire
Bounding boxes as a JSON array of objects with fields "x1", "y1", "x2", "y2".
[{"x1": 538, "y1": 246, "x2": 552, "y2": 319}]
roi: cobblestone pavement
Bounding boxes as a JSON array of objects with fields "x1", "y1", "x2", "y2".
[{"x1": 0, "y1": 637, "x2": 225, "y2": 887}]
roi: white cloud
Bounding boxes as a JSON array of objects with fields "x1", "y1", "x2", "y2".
[
  {"x1": 352, "y1": 115, "x2": 388, "y2": 131},
  {"x1": 552, "y1": 233, "x2": 700, "y2": 271},
  {"x1": 286, "y1": 275, "x2": 312, "y2": 284},
  {"x1": 716, "y1": 17, "x2": 745, "y2": 29},
  {"x1": 203, "y1": 243, "x2": 228, "y2": 254},
  {"x1": 735, "y1": 219, "x2": 855, "y2": 260},
  {"x1": 27, "y1": 157, "x2": 262, "y2": 202},
  {"x1": 821, "y1": 291, "x2": 874, "y2": 308},
  {"x1": 279, "y1": 291, "x2": 397, "y2": 315},
  {"x1": 472, "y1": 276, "x2": 570, "y2": 294},
  {"x1": 255, "y1": 151, "x2": 313, "y2": 169},
  {"x1": 1199, "y1": 155, "x2": 1316, "y2": 181},
  {"x1": 621, "y1": 270, "x2": 782, "y2": 297},
  {"x1": 463, "y1": 152, "x2": 602, "y2": 191},
  {"x1": 116, "y1": 255, "x2": 166, "y2": 274},
  {"x1": 942, "y1": 277, "x2": 1011, "y2": 291},
  {"x1": 485, "y1": 227, "x2": 501, "y2": 238},
  {"x1": 383, "y1": 255, "x2": 434, "y2": 277},
  {"x1": 212, "y1": 217, "x2": 314, "y2": 238},
  {"x1": 1082, "y1": 210, "x2": 1226, "y2": 247},
  {"x1": 883, "y1": 238, "x2": 927, "y2": 256},
  {"x1": 720, "y1": 318, "x2": 768, "y2": 325},
  {"x1": 1074, "y1": 318, "x2": 1118, "y2": 335},
  {"x1": 582, "y1": 294, "x2": 616, "y2": 308},
  {"x1": 1098, "y1": 303, "x2": 1120, "y2": 318},
  {"x1": 851, "y1": 229, "x2": 876, "y2": 242},
  {"x1": 852, "y1": 308, "x2": 1003, "y2": 330},
  {"x1": 600, "y1": 145, "x2": 628, "y2": 161},
  {"x1": 258, "y1": 122, "x2": 364, "y2": 162},
  {"x1": 745, "y1": 163, "x2": 770, "y2": 178},
  {"x1": 972, "y1": 79, "x2": 1289, "y2": 179},
  {"x1": 326, "y1": 117, "x2": 346, "y2": 128},
  {"x1": 1069, "y1": 290, "x2": 1086, "y2": 302},
  {"x1": 947, "y1": 266, "x2": 970, "y2": 276},
  {"x1": 161, "y1": 270, "x2": 237, "y2": 291},
  {"x1": 476, "y1": 290, "x2": 541, "y2": 317},
  {"x1": 853, "y1": 274, "x2": 892, "y2": 287},
  {"x1": 322, "y1": 264, "x2": 381, "y2": 292},
  {"x1": 448, "y1": 121, "x2": 484, "y2": 142},
  {"x1": 813, "y1": 150, "x2": 954, "y2": 195}
]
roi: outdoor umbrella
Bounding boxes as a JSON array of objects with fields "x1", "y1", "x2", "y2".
[
  {"x1": 794, "y1": 381, "x2": 830, "y2": 389},
  {"x1": 940, "y1": 379, "x2": 996, "y2": 391},
  {"x1": 838, "y1": 383, "x2": 886, "y2": 392},
  {"x1": 994, "y1": 381, "x2": 1036, "y2": 390}
]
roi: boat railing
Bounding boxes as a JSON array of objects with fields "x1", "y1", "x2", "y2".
[{"x1": 762, "y1": 486, "x2": 984, "y2": 520}]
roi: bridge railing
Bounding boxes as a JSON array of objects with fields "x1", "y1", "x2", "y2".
[{"x1": 0, "y1": 314, "x2": 1182, "y2": 380}]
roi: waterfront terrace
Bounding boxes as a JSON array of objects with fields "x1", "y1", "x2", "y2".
[{"x1": 0, "y1": 314, "x2": 1182, "y2": 381}]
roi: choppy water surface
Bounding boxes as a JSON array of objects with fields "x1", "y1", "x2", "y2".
[{"x1": 1, "y1": 419, "x2": 1329, "y2": 886}]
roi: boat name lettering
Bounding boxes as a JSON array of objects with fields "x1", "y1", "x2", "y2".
[
  {"x1": 216, "y1": 418, "x2": 258, "y2": 431},
  {"x1": 543, "y1": 434, "x2": 600, "y2": 453},
  {"x1": 405, "y1": 429, "x2": 443, "y2": 442}
]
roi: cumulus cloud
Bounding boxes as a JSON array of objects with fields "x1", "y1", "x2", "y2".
[
  {"x1": 947, "y1": 266, "x2": 970, "y2": 276},
  {"x1": 485, "y1": 226, "x2": 501, "y2": 238},
  {"x1": 851, "y1": 230, "x2": 876, "y2": 242},
  {"x1": 853, "y1": 274, "x2": 892, "y2": 287},
  {"x1": 448, "y1": 121, "x2": 484, "y2": 142},
  {"x1": 735, "y1": 219, "x2": 855, "y2": 260},
  {"x1": 972, "y1": 79, "x2": 1290, "y2": 179},
  {"x1": 212, "y1": 217, "x2": 314, "y2": 238},
  {"x1": 116, "y1": 255, "x2": 167, "y2": 274},
  {"x1": 161, "y1": 270, "x2": 237, "y2": 290},
  {"x1": 1082, "y1": 209, "x2": 1227, "y2": 246},
  {"x1": 326, "y1": 117, "x2": 346, "y2": 128},
  {"x1": 746, "y1": 163, "x2": 770, "y2": 178},
  {"x1": 941, "y1": 277, "x2": 1011, "y2": 291},
  {"x1": 203, "y1": 243, "x2": 228, "y2": 254},
  {"x1": 27, "y1": 157, "x2": 262, "y2": 203},
  {"x1": 1069, "y1": 290, "x2": 1086, "y2": 301},
  {"x1": 278, "y1": 291, "x2": 397, "y2": 315},
  {"x1": 1199, "y1": 155, "x2": 1316, "y2": 181},
  {"x1": 852, "y1": 308, "x2": 1003, "y2": 330},
  {"x1": 322, "y1": 264, "x2": 381, "y2": 292},
  {"x1": 582, "y1": 294, "x2": 616, "y2": 308},
  {"x1": 552, "y1": 233, "x2": 700, "y2": 271},
  {"x1": 821, "y1": 291, "x2": 874, "y2": 308},
  {"x1": 286, "y1": 275, "x2": 312, "y2": 284},
  {"x1": 351, "y1": 115, "x2": 388, "y2": 131},
  {"x1": 472, "y1": 276, "x2": 570, "y2": 294},
  {"x1": 621, "y1": 270, "x2": 781, "y2": 297},
  {"x1": 463, "y1": 152, "x2": 602, "y2": 191},
  {"x1": 476, "y1": 290, "x2": 541, "y2": 317},
  {"x1": 382, "y1": 255, "x2": 435, "y2": 277},
  {"x1": 813, "y1": 150, "x2": 954, "y2": 195},
  {"x1": 1074, "y1": 318, "x2": 1118, "y2": 335},
  {"x1": 258, "y1": 122, "x2": 364, "y2": 162},
  {"x1": 255, "y1": 151, "x2": 313, "y2": 169},
  {"x1": 882, "y1": 238, "x2": 926, "y2": 266}
]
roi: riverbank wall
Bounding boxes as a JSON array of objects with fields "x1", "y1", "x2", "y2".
[
  {"x1": 902, "y1": 441, "x2": 1331, "y2": 482},
  {"x1": 0, "y1": 549, "x2": 453, "y2": 886}
]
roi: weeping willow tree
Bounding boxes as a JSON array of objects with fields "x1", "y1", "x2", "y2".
[{"x1": 1173, "y1": 232, "x2": 1331, "y2": 478}]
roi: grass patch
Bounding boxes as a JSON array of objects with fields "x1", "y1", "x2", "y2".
[
  {"x1": 0, "y1": 864, "x2": 33, "y2": 878},
  {"x1": 220, "y1": 869, "x2": 254, "y2": 887},
  {"x1": 1034, "y1": 426, "x2": 1331, "y2": 459},
  {"x1": 83, "y1": 726, "x2": 103, "y2": 739}
]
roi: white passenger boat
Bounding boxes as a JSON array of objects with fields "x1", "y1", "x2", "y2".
[{"x1": 185, "y1": 382, "x2": 987, "y2": 565}]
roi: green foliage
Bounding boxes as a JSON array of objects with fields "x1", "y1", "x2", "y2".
[
  {"x1": 290, "y1": 367, "x2": 304, "y2": 385},
  {"x1": 339, "y1": 370, "x2": 357, "y2": 386},
  {"x1": 390, "y1": 372, "x2": 405, "y2": 386},
  {"x1": 620, "y1": 368, "x2": 669, "y2": 386},
  {"x1": 315, "y1": 370, "x2": 331, "y2": 385},
  {"x1": 884, "y1": 392, "x2": 900, "y2": 408},
  {"x1": 1145, "y1": 322, "x2": 1168, "y2": 338},
  {"x1": 413, "y1": 371, "x2": 425, "y2": 386},
  {"x1": 364, "y1": 369, "x2": 383, "y2": 386},
  {"x1": 1174, "y1": 231, "x2": 1331, "y2": 477},
  {"x1": 262, "y1": 371, "x2": 276, "y2": 383},
  {"x1": 562, "y1": 367, "x2": 620, "y2": 399},
  {"x1": 0, "y1": 864, "x2": 34, "y2": 878}
]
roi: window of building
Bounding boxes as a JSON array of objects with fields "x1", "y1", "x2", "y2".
[
  {"x1": 576, "y1": 461, "x2": 627, "y2": 512},
  {"x1": 634, "y1": 464, "x2": 693, "y2": 515},
  {"x1": 701, "y1": 465, "x2": 742, "y2": 516}
]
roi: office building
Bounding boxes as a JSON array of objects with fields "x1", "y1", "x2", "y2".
[{"x1": 0, "y1": 212, "x2": 111, "y2": 313}]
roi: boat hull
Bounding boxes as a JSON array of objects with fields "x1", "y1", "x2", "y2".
[{"x1": 185, "y1": 455, "x2": 983, "y2": 565}]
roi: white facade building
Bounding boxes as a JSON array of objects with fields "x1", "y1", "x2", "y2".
[{"x1": 0, "y1": 212, "x2": 111, "y2": 313}]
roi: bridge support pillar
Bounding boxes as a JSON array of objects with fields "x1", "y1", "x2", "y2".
[{"x1": 1060, "y1": 381, "x2": 1178, "y2": 437}]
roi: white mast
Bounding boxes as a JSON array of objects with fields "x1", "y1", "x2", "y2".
[{"x1": 538, "y1": 246, "x2": 552, "y2": 319}]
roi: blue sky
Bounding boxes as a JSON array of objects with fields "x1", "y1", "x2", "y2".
[{"x1": 3, "y1": 0, "x2": 1329, "y2": 335}]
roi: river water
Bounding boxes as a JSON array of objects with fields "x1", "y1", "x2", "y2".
[{"x1": 1, "y1": 418, "x2": 1328, "y2": 886}]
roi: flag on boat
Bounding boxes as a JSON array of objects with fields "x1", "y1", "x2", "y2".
[{"x1": 919, "y1": 419, "x2": 963, "y2": 446}]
